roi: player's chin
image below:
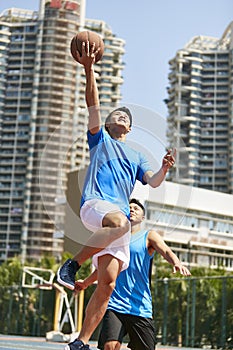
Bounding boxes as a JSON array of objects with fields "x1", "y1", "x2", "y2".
[{"x1": 116, "y1": 123, "x2": 130, "y2": 130}]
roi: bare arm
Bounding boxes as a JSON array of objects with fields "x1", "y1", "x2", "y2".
[
  {"x1": 74, "y1": 269, "x2": 98, "y2": 293},
  {"x1": 147, "y1": 230, "x2": 191, "y2": 276},
  {"x1": 75, "y1": 41, "x2": 101, "y2": 134},
  {"x1": 143, "y1": 149, "x2": 176, "y2": 187}
]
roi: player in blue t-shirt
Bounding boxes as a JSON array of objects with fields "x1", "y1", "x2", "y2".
[
  {"x1": 57, "y1": 41, "x2": 176, "y2": 350},
  {"x1": 75, "y1": 199, "x2": 191, "y2": 350}
]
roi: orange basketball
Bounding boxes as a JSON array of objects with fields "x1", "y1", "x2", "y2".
[{"x1": 70, "y1": 30, "x2": 104, "y2": 63}]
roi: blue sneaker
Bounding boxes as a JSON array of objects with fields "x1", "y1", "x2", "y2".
[
  {"x1": 57, "y1": 258, "x2": 80, "y2": 290},
  {"x1": 64, "y1": 339, "x2": 90, "y2": 350}
]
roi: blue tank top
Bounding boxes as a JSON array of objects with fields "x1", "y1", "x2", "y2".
[
  {"x1": 80, "y1": 128, "x2": 151, "y2": 218},
  {"x1": 108, "y1": 230, "x2": 154, "y2": 318}
]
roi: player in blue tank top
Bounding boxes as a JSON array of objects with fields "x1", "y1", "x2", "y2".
[
  {"x1": 75, "y1": 199, "x2": 191, "y2": 350},
  {"x1": 57, "y1": 40, "x2": 176, "y2": 350}
]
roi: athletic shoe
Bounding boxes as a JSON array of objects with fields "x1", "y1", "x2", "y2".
[
  {"x1": 57, "y1": 258, "x2": 80, "y2": 290},
  {"x1": 64, "y1": 339, "x2": 90, "y2": 350}
]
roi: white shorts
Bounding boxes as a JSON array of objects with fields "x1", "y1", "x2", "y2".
[{"x1": 80, "y1": 199, "x2": 130, "y2": 271}]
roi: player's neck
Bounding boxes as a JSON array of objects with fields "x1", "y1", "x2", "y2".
[
  {"x1": 109, "y1": 127, "x2": 128, "y2": 142},
  {"x1": 111, "y1": 132, "x2": 127, "y2": 142},
  {"x1": 131, "y1": 223, "x2": 142, "y2": 235}
]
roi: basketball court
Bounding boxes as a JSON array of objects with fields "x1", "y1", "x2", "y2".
[
  {"x1": 0, "y1": 335, "x2": 126, "y2": 349},
  {"x1": 0, "y1": 335, "x2": 203, "y2": 350}
]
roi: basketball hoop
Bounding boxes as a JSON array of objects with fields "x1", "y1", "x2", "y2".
[{"x1": 22, "y1": 266, "x2": 55, "y2": 290}]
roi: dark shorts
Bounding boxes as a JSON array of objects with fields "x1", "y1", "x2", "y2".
[{"x1": 98, "y1": 309, "x2": 156, "y2": 350}]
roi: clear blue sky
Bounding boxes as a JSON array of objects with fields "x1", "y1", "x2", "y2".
[{"x1": 0, "y1": 0, "x2": 232, "y2": 119}]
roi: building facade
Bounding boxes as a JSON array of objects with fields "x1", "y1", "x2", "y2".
[
  {"x1": 165, "y1": 22, "x2": 233, "y2": 194},
  {"x1": 144, "y1": 181, "x2": 233, "y2": 271},
  {"x1": 0, "y1": 0, "x2": 125, "y2": 263}
]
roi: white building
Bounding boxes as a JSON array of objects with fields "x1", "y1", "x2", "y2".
[{"x1": 142, "y1": 181, "x2": 233, "y2": 270}]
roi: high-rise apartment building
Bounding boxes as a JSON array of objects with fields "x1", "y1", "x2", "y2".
[
  {"x1": 165, "y1": 22, "x2": 233, "y2": 193},
  {"x1": 0, "y1": 0, "x2": 125, "y2": 263}
]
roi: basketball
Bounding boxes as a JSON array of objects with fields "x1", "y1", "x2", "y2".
[{"x1": 70, "y1": 30, "x2": 104, "y2": 63}]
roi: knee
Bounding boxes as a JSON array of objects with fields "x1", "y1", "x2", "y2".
[
  {"x1": 103, "y1": 213, "x2": 130, "y2": 233},
  {"x1": 105, "y1": 280, "x2": 116, "y2": 296},
  {"x1": 104, "y1": 341, "x2": 120, "y2": 350},
  {"x1": 98, "y1": 280, "x2": 116, "y2": 299},
  {"x1": 114, "y1": 216, "x2": 130, "y2": 233},
  {"x1": 112, "y1": 216, "x2": 130, "y2": 237}
]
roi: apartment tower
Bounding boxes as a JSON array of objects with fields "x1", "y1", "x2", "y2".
[
  {"x1": 0, "y1": 0, "x2": 125, "y2": 263},
  {"x1": 165, "y1": 22, "x2": 233, "y2": 193}
]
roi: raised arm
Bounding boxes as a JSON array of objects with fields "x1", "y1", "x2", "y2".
[
  {"x1": 147, "y1": 229, "x2": 191, "y2": 276},
  {"x1": 75, "y1": 41, "x2": 101, "y2": 134},
  {"x1": 143, "y1": 149, "x2": 176, "y2": 187}
]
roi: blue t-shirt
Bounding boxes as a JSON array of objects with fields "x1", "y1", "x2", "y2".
[
  {"x1": 107, "y1": 230, "x2": 154, "y2": 318},
  {"x1": 80, "y1": 127, "x2": 152, "y2": 218}
]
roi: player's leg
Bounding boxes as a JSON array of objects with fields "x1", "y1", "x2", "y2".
[
  {"x1": 98, "y1": 310, "x2": 126, "y2": 350},
  {"x1": 124, "y1": 315, "x2": 156, "y2": 350},
  {"x1": 74, "y1": 210, "x2": 130, "y2": 264},
  {"x1": 77, "y1": 254, "x2": 123, "y2": 345},
  {"x1": 57, "y1": 200, "x2": 130, "y2": 290},
  {"x1": 104, "y1": 341, "x2": 121, "y2": 350}
]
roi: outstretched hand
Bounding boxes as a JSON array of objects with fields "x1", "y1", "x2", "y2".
[
  {"x1": 74, "y1": 41, "x2": 101, "y2": 67},
  {"x1": 172, "y1": 263, "x2": 191, "y2": 276},
  {"x1": 162, "y1": 148, "x2": 176, "y2": 172}
]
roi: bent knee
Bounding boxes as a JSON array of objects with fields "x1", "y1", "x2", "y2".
[
  {"x1": 103, "y1": 212, "x2": 130, "y2": 232},
  {"x1": 104, "y1": 341, "x2": 121, "y2": 350},
  {"x1": 100, "y1": 280, "x2": 116, "y2": 294}
]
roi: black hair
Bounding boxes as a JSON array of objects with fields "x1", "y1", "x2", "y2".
[
  {"x1": 129, "y1": 198, "x2": 145, "y2": 215},
  {"x1": 105, "y1": 106, "x2": 133, "y2": 133}
]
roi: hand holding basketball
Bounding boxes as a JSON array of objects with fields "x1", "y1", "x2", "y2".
[{"x1": 70, "y1": 30, "x2": 104, "y2": 64}]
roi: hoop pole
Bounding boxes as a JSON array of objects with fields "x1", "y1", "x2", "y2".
[
  {"x1": 77, "y1": 290, "x2": 84, "y2": 332},
  {"x1": 53, "y1": 288, "x2": 61, "y2": 331}
]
